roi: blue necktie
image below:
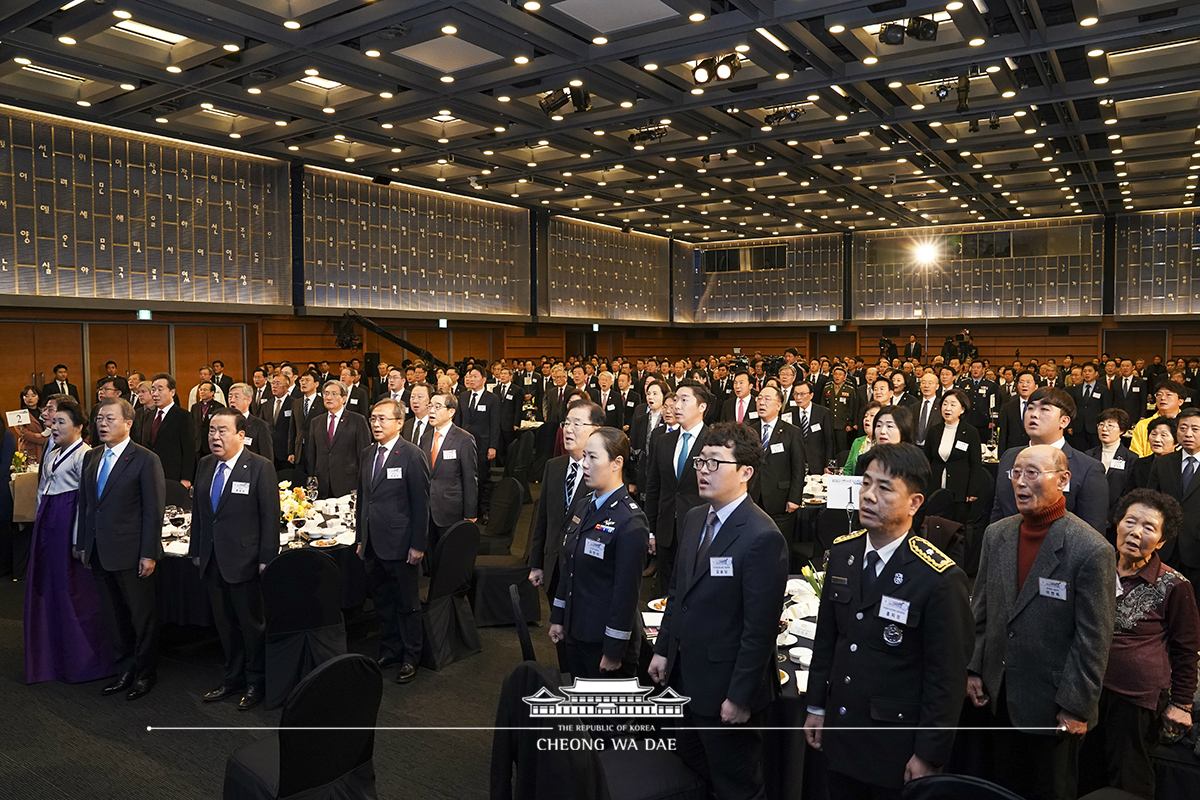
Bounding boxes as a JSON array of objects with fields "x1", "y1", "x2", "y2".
[
  {"x1": 96, "y1": 449, "x2": 114, "y2": 498},
  {"x1": 761, "y1": 423, "x2": 771, "y2": 450},
  {"x1": 211, "y1": 462, "x2": 227, "y2": 512},
  {"x1": 676, "y1": 431, "x2": 692, "y2": 479}
]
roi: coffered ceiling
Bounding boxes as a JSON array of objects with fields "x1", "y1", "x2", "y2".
[{"x1": 2, "y1": 0, "x2": 1198, "y2": 241}]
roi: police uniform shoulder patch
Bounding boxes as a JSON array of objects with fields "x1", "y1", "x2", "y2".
[
  {"x1": 832, "y1": 529, "x2": 866, "y2": 546},
  {"x1": 627, "y1": 500, "x2": 639, "y2": 509},
  {"x1": 909, "y1": 536, "x2": 955, "y2": 573}
]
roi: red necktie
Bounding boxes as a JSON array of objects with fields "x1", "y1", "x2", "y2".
[{"x1": 151, "y1": 410, "x2": 163, "y2": 442}]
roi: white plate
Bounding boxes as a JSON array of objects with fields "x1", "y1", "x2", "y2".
[
  {"x1": 778, "y1": 669, "x2": 789, "y2": 686},
  {"x1": 777, "y1": 632, "x2": 797, "y2": 647},
  {"x1": 647, "y1": 598, "x2": 667, "y2": 612},
  {"x1": 788, "y1": 646, "x2": 813, "y2": 667}
]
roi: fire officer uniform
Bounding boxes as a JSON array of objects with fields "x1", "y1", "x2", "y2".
[{"x1": 551, "y1": 486, "x2": 648, "y2": 680}]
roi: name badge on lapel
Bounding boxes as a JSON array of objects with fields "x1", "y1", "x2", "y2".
[
  {"x1": 710, "y1": 556, "x2": 733, "y2": 577},
  {"x1": 231, "y1": 481, "x2": 250, "y2": 495},
  {"x1": 954, "y1": 440, "x2": 969, "y2": 451},
  {"x1": 477, "y1": 405, "x2": 487, "y2": 411},
  {"x1": 349, "y1": 398, "x2": 359, "y2": 405},
  {"x1": 607, "y1": 404, "x2": 616, "y2": 411},
  {"x1": 748, "y1": 411, "x2": 759, "y2": 419},
  {"x1": 879, "y1": 595, "x2": 910, "y2": 624},
  {"x1": 770, "y1": 442, "x2": 785, "y2": 454},
  {"x1": 1039, "y1": 578, "x2": 1067, "y2": 600},
  {"x1": 444, "y1": 449, "x2": 457, "y2": 460},
  {"x1": 1111, "y1": 458, "x2": 1126, "y2": 470},
  {"x1": 283, "y1": 409, "x2": 292, "y2": 417},
  {"x1": 387, "y1": 467, "x2": 403, "y2": 480},
  {"x1": 584, "y1": 538, "x2": 605, "y2": 559},
  {"x1": 627, "y1": 401, "x2": 635, "y2": 407},
  {"x1": 810, "y1": 423, "x2": 822, "y2": 432},
  {"x1": 243, "y1": 437, "x2": 253, "y2": 446}
]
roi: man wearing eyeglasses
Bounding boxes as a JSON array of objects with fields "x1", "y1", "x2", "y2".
[
  {"x1": 969, "y1": 445, "x2": 1116, "y2": 800},
  {"x1": 648, "y1": 422, "x2": 787, "y2": 800},
  {"x1": 1128, "y1": 380, "x2": 1185, "y2": 458},
  {"x1": 423, "y1": 392, "x2": 477, "y2": 553},
  {"x1": 1147, "y1": 408, "x2": 1200, "y2": 595},
  {"x1": 358, "y1": 399, "x2": 431, "y2": 685},
  {"x1": 989, "y1": 387, "x2": 1109, "y2": 534}
]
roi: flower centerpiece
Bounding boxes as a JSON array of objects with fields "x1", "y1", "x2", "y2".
[
  {"x1": 279, "y1": 481, "x2": 313, "y2": 524},
  {"x1": 801, "y1": 562, "x2": 824, "y2": 598},
  {"x1": 10, "y1": 451, "x2": 27, "y2": 475}
]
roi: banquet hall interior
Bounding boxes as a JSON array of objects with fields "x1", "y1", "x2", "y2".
[{"x1": 4, "y1": 0, "x2": 1200, "y2": 797}]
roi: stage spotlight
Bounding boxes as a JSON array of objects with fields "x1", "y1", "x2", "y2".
[
  {"x1": 879, "y1": 23, "x2": 906, "y2": 45},
  {"x1": 701, "y1": 154, "x2": 710, "y2": 164},
  {"x1": 935, "y1": 83, "x2": 950, "y2": 100},
  {"x1": 989, "y1": 112, "x2": 1000, "y2": 130},
  {"x1": 570, "y1": 86, "x2": 591, "y2": 112},
  {"x1": 968, "y1": 118, "x2": 980, "y2": 133},
  {"x1": 627, "y1": 127, "x2": 667, "y2": 146},
  {"x1": 906, "y1": 17, "x2": 938, "y2": 41},
  {"x1": 955, "y1": 75, "x2": 970, "y2": 114},
  {"x1": 715, "y1": 54, "x2": 741, "y2": 81},
  {"x1": 539, "y1": 88, "x2": 570, "y2": 116},
  {"x1": 693, "y1": 58, "x2": 717, "y2": 84}
]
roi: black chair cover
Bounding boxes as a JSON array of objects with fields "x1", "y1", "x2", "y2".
[
  {"x1": 165, "y1": 479, "x2": 192, "y2": 511},
  {"x1": 223, "y1": 653, "x2": 383, "y2": 800},
  {"x1": 506, "y1": 432, "x2": 535, "y2": 504},
  {"x1": 420, "y1": 520, "x2": 482, "y2": 670},
  {"x1": 480, "y1": 477, "x2": 525, "y2": 556},
  {"x1": 276, "y1": 468, "x2": 304, "y2": 486},
  {"x1": 262, "y1": 549, "x2": 347, "y2": 709},
  {"x1": 598, "y1": 748, "x2": 706, "y2": 800},
  {"x1": 900, "y1": 774, "x2": 1026, "y2": 800},
  {"x1": 509, "y1": 584, "x2": 536, "y2": 662},
  {"x1": 473, "y1": 499, "x2": 542, "y2": 626}
]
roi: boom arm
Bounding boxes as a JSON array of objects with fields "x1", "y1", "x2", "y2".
[{"x1": 342, "y1": 310, "x2": 451, "y2": 371}]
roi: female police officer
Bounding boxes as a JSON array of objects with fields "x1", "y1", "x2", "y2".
[{"x1": 549, "y1": 426, "x2": 648, "y2": 679}]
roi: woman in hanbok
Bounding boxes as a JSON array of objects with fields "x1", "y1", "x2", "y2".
[{"x1": 24, "y1": 399, "x2": 110, "y2": 684}]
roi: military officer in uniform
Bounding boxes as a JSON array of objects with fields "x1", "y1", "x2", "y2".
[
  {"x1": 823, "y1": 366, "x2": 860, "y2": 455},
  {"x1": 549, "y1": 427, "x2": 648, "y2": 680},
  {"x1": 806, "y1": 443, "x2": 973, "y2": 798}
]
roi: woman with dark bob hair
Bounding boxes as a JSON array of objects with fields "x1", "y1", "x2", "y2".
[{"x1": 1079, "y1": 488, "x2": 1200, "y2": 799}]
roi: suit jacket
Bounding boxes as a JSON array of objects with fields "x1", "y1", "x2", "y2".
[
  {"x1": 140, "y1": 404, "x2": 196, "y2": 483},
  {"x1": 306, "y1": 410, "x2": 372, "y2": 498},
  {"x1": 265, "y1": 394, "x2": 295, "y2": 465},
  {"x1": 188, "y1": 450, "x2": 279, "y2": 583},
  {"x1": 1069, "y1": 382, "x2": 1112, "y2": 438},
  {"x1": 1112, "y1": 376, "x2": 1149, "y2": 422},
  {"x1": 211, "y1": 374, "x2": 234, "y2": 400},
  {"x1": 904, "y1": 342, "x2": 923, "y2": 360},
  {"x1": 629, "y1": 406, "x2": 665, "y2": 492},
  {"x1": 290, "y1": 393, "x2": 324, "y2": 466},
  {"x1": 76, "y1": 440, "x2": 166, "y2": 572},
  {"x1": 527, "y1": 455, "x2": 591, "y2": 593},
  {"x1": 653, "y1": 499, "x2": 788, "y2": 717},
  {"x1": 1147, "y1": 450, "x2": 1200, "y2": 567},
  {"x1": 41, "y1": 381, "x2": 80, "y2": 402},
  {"x1": 923, "y1": 422, "x2": 987, "y2": 503},
  {"x1": 997, "y1": 399, "x2": 1031, "y2": 455},
  {"x1": 990, "y1": 442, "x2": 1109, "y2": 533},
  {"x1": 423, "y1": 424, "x2": 478, "y2": 527},
  {"x1": 588, "y1": 388, "x2": 623, "y2": 428},
  {"x1": 1085, "y1": 443, "x2": 1135, "y2": 529},
  {"x1": 457, "y1": 389, "x2": 501, "y2": 453},
  {"x1": 959, "y1": 378, "x2": 1000, "y2": 430},
  {"x1": 401, "y1": 415, "x2": 435, "y2": 450},
  {"x1": 542, "y1": 384, "x2": 582, "y2": 426},
  {"x1": 644, "y1": 425, "x2": 709, "y2": 549},
  {"x1": 747, "y1": 418, "x2": 807, "y2": 517},
  {"x1": 720, "y1": 394, "x2": 760, "y2": 425},
  {"x1": 969, "y1": 512, "x2": 1116, "y2": 729},
  {"x1": 616, "y1": 389, "x2": 642, "y2": 431},
  {"x1": 345, "y1": 384, "x2": 370, "y2": 417},
  {"x1": 357, "y1": 438, "x2": 431, "y2": 559},
  {"x1": 190, "y1": 399, "x2": 225, "y2": 456},
  {"x1": 782, "y1": 404, "x2": 834, "y2": 476},
  {"x1": 241, "y1": 413, "x2": 275, "y2": 463},
  {"x1": 494, "y1": 383, "x2": 523, "y2": 433},
  {"x1": 809, "y1": 531, "x2": 971, "y2": 787}
]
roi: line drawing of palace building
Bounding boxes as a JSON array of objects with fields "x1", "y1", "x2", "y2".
[{"x1": 523, "y1": 678, "x2": 690, "y2": 717}]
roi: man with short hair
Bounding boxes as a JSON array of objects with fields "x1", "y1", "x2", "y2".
[
  {"x1": 341, "y1": 367, "x2": 370, "y2": 417},
  {"x1": 788, "y1": 381, "x2": 833, "y2": 476},
  {"x1": 141, "y1": 374, "x2": 196, "y2": 487},
  {"x1": 249, "y1": 368, "x2": 270, "y2": 414},
  {"x1": 997, "y1": 372, "x2": 1037, "y2": 454},
  {"x1": 91, "y1": 377, "x2": 126, "y2": 446},
  {"x1": 306, "y1": 380, "x2": 371, "y2": 498},
  {"x1": 1129, "y1": 381, "x2": 1186, "y2": 457},
  {"x1": 262, "y1": 375, "x2": 294, "y2": 472},
  {"x1": 401, "y1": 382, "x2": 435, "y2": 449},
  {"x1": 457, "y1": 366, "x2": 500, "y2": 518},
  {"x1": 43, "y1": 364, "x2": 80, "y2": 404},
  {"x1": 648, "y1": 422, "x2": 787, "y2": 800},
  {"x1": 189, "y1": 409, "x2": 279, "y2": 711},
  {"x1": 970, "y1": 445, "x2": 1116, "y2": 800},
  {"x1": 495, "y1": 367, "x2": 522, "y2": 461},
  {"x1": 1148, "y1": 408, "x2": 1200, "y2": 592},
  {"x1": 188, "y1": 366, "x2": 227, "y2": 408},
  {"x1": 1068, "y1": 363, "x2": 1111, "y2": 451},
  {"x1": 226, "y1": 383, "x2": 274, "y2": 463},
  {"x1": 990, "y1": 387, "x2": 1109, "y2": 533},
  {"x1": 720, "y1": 370, "x2": 758, "y2": 425},
  {"x1": 960, "y1": 360, "x2": 999, "y2": 436},
  {"x1": 806, "y1": 444, "x2": 971, "y2": 797},
  {"x1": 358, "y1": 399, "x2": 431, "y2": 685},
  {"x1": 290, "y1": 371, "x2": 323, "y2": 467},
  {"x1": 210, "y1": 360, "x2": 234, "y2": 401},
  {"x1": 98, "y1": 360, "x2": 131, "y2": 399},
  {"x1": 78, "y1": 398, "x2": 166, "y2": 701},
  {"x1": 424, "y1": 392, "x2": 478, "y2": 549},
  {"x1": 589, "y1": 370, "x2": 622, "y2": 428},
  {"x1": 823, "y1": 366, "x2": 859, "y2": 453},
  {"x1": 1112, "y1": 359, "x2": 1147, "y2": 428},
  {"x1": 748, "y1": 386, "x2": 807, "y2": 540}
]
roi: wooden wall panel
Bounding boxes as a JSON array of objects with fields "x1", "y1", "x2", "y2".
[
  {"x1": 173, "y1": 325, "x2": 213, "y2": 390},
  {"x1": 0, "y1": 323, "x2": 39, "y2": 409},
  {"x1": 501, "y1": 324, "x2": 563, "y2": 363},
  {"x1": 451, "y1": 329, "x2": 493, "y2": 363},
  {"x1": 206, "y1": 326, "x2": 245, "y2": 382},
  {"x1": 35, "y1": 324, "x2": 86, "y2": 390},
  {"x1": 126, "y1": 324, "x2": 171, "y2": 380}
]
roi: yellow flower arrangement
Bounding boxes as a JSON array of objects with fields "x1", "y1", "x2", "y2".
[{"x1": 278, "y1": 481, "x2": 313, "y2": 523}]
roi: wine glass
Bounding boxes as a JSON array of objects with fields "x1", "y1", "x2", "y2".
[
  {"x1": 169, "y1": 507, "x2": 186, "y2": 528},
  {"x1": 826, "y1": 458, "x2": 840, "y2": 476},
  {"x1": 305, "y1": 476, "x2": 319, "y2": 503}
]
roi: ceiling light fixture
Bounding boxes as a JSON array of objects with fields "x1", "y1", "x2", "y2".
[{"x1": 692, "y1": 57, "x2": 716, "y2": 84}]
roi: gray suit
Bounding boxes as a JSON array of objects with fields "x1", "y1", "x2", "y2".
[{"x1": 969, "y1": 511, "x2": 1116, "y2": 730}]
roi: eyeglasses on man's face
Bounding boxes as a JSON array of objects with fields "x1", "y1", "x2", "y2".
[
  {"x1": 1006, "y1": 468, "x2": 1065, "y2": 481},
  {"x1": 693, "y1": 457, "x2": 739, "y2": 473}
]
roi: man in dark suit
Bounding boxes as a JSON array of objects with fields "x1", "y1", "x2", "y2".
[
  {"x1": 341, "y1": 367, "x2": 370, "y2": 417},
  {"x1": 615, "y1": 372, "x2": 641, "y2": 433},
  {"x1": 306, "y1": 380, "x2": 371, "y2": 499},
  {"x1": 807, "y1": 444, "x2": 972, "y2": 796},
  {"x1": 961, "y1": 361, "x2": 999, "y2": 438},
  {"x1": 43, "y1": 364, "x2": 80, "y2": 404},
  {"x1": 210, "y1": 360, "x2": 234, "y2": 401},
  {"x1": 904, "y1": 334, "x2": 923, "y2": 361},
  {"x1": 990, "y1": 387, "x2": 1109, "y2": 534},
  {"x1": 424, "y1": 392, "x2": 478, "y2": 548},
  {"x1": 401, "y1": 382, "x2": 435, "y2": 449},
  {"x1": 249, "y1": 368, "x2": 271, "y2": 416},
  {"x1": 970, "y1": 445, "x2": 1116, "y2": 800},
  {"x1": 188, "y1": 409, "x2": 279, "y2": 711},
  {"x1": 1148, "y1": 408, "x2": 1200, "y2": 589},
  {"x1": 1068, "y1": 363, "x2": 1111, "y2": 451},
  {"x1": 457, "y1": 365, "x2": 500, "y2": 519},
  {"x1": 226, "y1": 383, "x2": 274, "y2": 463},
  {"x1": 260, "y1": 374, "x2": 295, "y2": 472},
  {"x1": 190, "y1": 381, "x2": 224, "y2": 458},
  {"x1": 376, "y1": 366, "x2": 412, "y2": 415},
  {"x1": 528, "y1": 402, "x2": 601, "y2": 603},
  {"x1": 92, "y1": 377, "x2": 136, "y2": 446},
  {"x1": 358, "y1": 398, "x2": 432, "y2": 685},
  {"x1": 648, "y1": 422, "x2": 788, "y2": 800},
  {"x1": 748, "y1": 386, "x2": 806, "y2": 541},
  {"x1": 588, "y1": 371, "x2": 622, "y2": 428},
  {"x1": 142, "y1": 373, "x2": 196, "y2": 487},
  {"x1": 645, "y1": 381, "x2": 712, "y2": 596},
  {"x1": 77, "y1": 398, "x2": 166, "y2": 701},
  {"x1": 289, "y1": 371, "x2": 323, "y2": 469},
  {"x1": 98, "y1": 361, "x2": 131, "y2": 399},
  {"x1": 997, "y1": 371, "x2": 1037, "y2": 455},
  {"x1": 720, "y1": 370, "x2": 759, "y2": 425},
  {"x1": 786, "y1": 381, "x2": 833, "y2": 476},
  {"x1": 494, "y1": 367, "x2": 523, "y2": 463}
]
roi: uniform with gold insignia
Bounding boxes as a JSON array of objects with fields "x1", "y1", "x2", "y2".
[
  {"x1": 822, "y1": 380, "x2": 860, "y2": 453},
  {"x1": 551, "y1": 485, "x2": 649, "y2": 679},
  {"x1": 807, "y1": 529, "x2": 973, "y2": 791}
]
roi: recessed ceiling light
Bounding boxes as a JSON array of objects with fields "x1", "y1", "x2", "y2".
[
  {"x1": 691, "y1": 88, "x2": 704, "y2": 94},
  {"x1": 365, "y1": 49, "x2": 381, "y2": 58},
  {"x1": 155, "y1": 117, "x2": 168, "y2": 123},
  {"x1": 863, "y1": 56, "x2": 878, "y2": 65},
  {"x1": 305, "y1": 68, "x2": 320, "y2": 76},
  {"x1": 493, "y1": 125, "x2": 506, "y2": 132},
  {"x1": 440, "y1": 75, "x2": 454, "y2": 83},
  {"x1": 345, "y1": 157, "x2": 354, "y2": 163},
  {"x1": 283, "y1": 20, "x2": 300, "y2": 29},
  {"x1": 438, "y1": 137, "x2": 449, "y2": 143},
  {"x1": 1087, "y1": 48, "x2": 1105, "y2": 57},
  {"x1": 441, "y1": 25, "x2": 457, "y2": 35},
  {"x1": 514, "y1": 55, "x2": 529, "y2": 64},
  {"x1": 334, "y1": 133, "x2": 345, "y2": 140},
  {"x1": 968, "y1": 37, "x2": 985, "y2": 46},
  {"x1": 497, "y1": 95, "x2": 511, "y2": 102},
  {"x1": 523, "y1": 1, "x2": 541, "y2": 9},
  {"x1": 911, "y1": 103, "x2": 925, "y2": 110},
  {"x1": 165, "y1": 65, "x2": 182, "y2": 73},
  {"x1": 379, "y1": 91, "x2": 393, "y2": 99},
  {"x1": 775, "y1": 72, "x2": 790, "y2": 80},
  {"x1": 274, "y1": 120, "x2": 287, "y2": 126},
  {"x1": 592, "y1": 36, "x2": 607, "y2": 45},
  {"x1": 229, "y1": 132, "x2": 241, "y2": 139},
  {"x1": 569, "y1": 79, "x2": 583, "y2": 87},
  {"x1": 287, "y1": 144, "x2": 299, "y2": 150},
  {"x1": 829, "y1": 24, "x2": 846, "y2": 33},
  {"x1": 76, "y1": 100, "x2": 90, "y2": 107},
  {"x1": 380, "y1": 122, "x2": 393, "y2": 129},
  {"x1": 322, "y1": 106, "x2": 335, "y2": 113},
  {"x1": 120, "y1": 83, "x2": 136, "y2": 91},
  {"x1": 689, "y1": 12, "x2": 705, "y2": 21},
  {"x1": 1079, "y1": 15, "x2": 1098, "y2": 26},
  {"x1": 223, "y1": 44, "x2": 240, "y2": 52},
  {"x1": 247, "y1": 87, "x2": 261, "y2": 94},
  {"x1": 620, "y1": 100, "x2": 633, "y2": 108},
  {"x1": 391, "y1": 147, "x2": 402, "y2": 153},
  {"x1": 57, "y1": 36, "x2": 76, "y2": 45},
  {"x1": 14, "y1": 57, "x2": 31, "y2": 65},
  {"x1": 735, "y1": 45, "x2": 750, "y2": 53},
  {"x1": 644, "y1": 63, "x2": 657, "y2": 70},
  {"x1": 112, "y1": 10, "x2": 133, "y2": 19}
]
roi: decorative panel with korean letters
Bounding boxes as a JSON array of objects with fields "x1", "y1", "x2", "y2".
[
  {"x1": 1115, "y1": 210, "x2": 1200, "y2": 315},
  {"x1": 547, "y1": 217, "x2": 669, "y2": 321}
]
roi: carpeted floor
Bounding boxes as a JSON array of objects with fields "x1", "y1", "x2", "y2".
[{"x1": 0, "y1": 494, "x2": 567, "y2": 800}]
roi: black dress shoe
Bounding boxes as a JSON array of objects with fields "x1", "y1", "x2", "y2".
[
  {"x1": 203, "y1": 684, "x2": 245, "y2": 703},
  {"x1": 237, "y1": 686, "x2": 263, "y2": 711},
  {"x1": 395, "y1": 663, "x2": 418, "y2": 684},
  {"x1": 377, "y1": 655, "x2": 402, "y2": 669},
  {"x1": 126, "y1": 675, "x2": 156, "y2": 701},
  {"x1": 101, "y1": 672, "x2": 134, "y2": 696}
]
